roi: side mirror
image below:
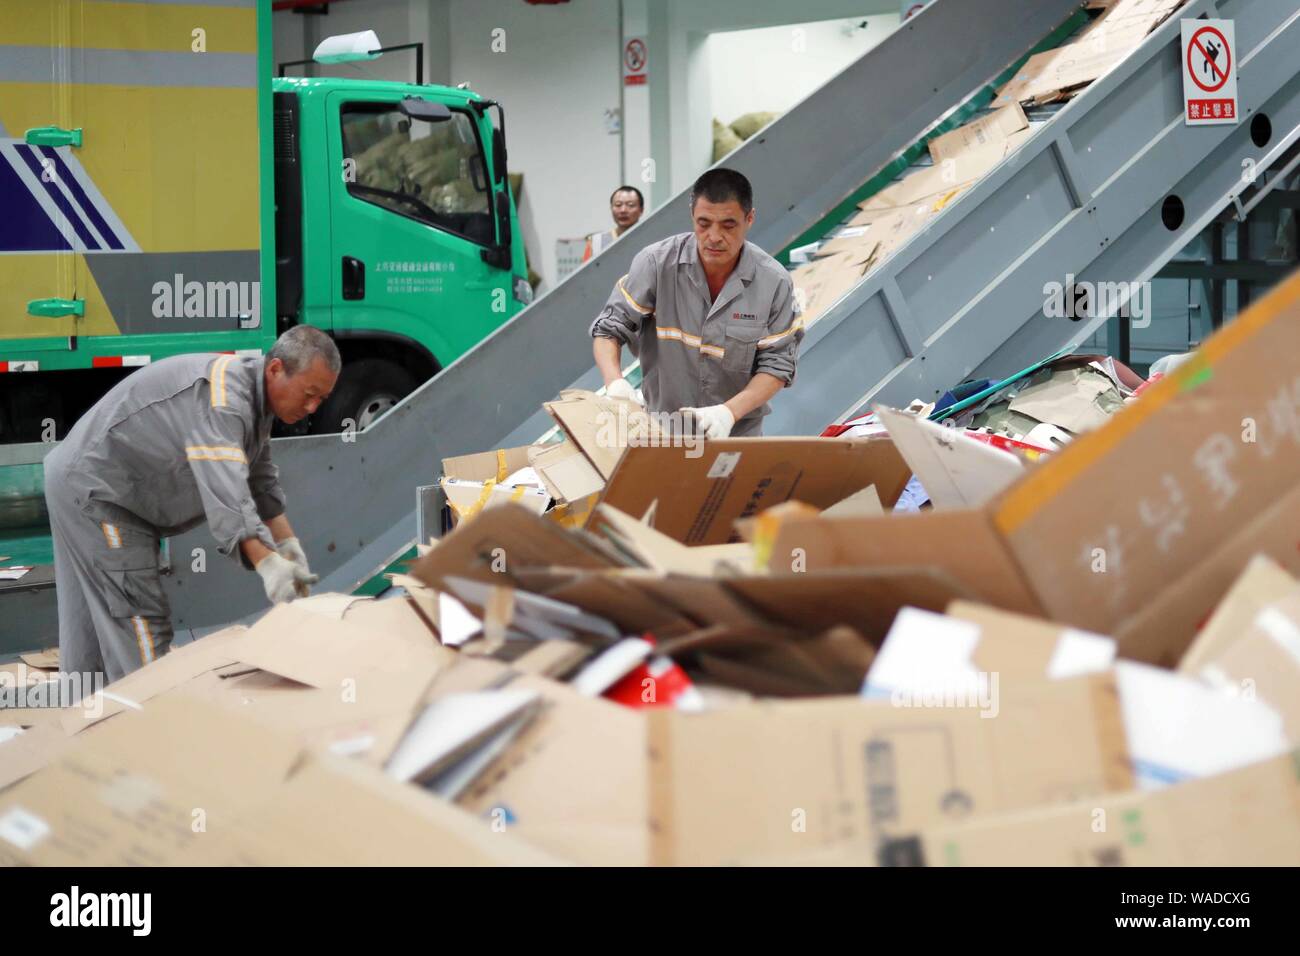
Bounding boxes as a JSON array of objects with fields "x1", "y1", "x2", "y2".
[{"x1": 399, "y1": 96, "x2": 451, "y2": 123}]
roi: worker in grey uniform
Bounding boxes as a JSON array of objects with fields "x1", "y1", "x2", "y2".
[
  {"x1": 43, "y1": 326, "x2": 341, "y2": 681},
  {"x1": 582, "y1": 185, "x2": 645, "y2": 262},
  {"x1": 590, "y1": 168, "x2": 802, "y2": 438}
]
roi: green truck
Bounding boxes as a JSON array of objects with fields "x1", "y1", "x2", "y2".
[{"x1": 0, "y1": 1, "x2": 529, "y2": 442}]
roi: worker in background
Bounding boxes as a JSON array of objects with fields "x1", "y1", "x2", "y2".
[
  {"x1": 43, "y1": 326, "x2": 340, "y2": 681},
  {"x1": 590, "y1": 168, "x2": 802, "y2": 438},
  {"x1": 582, "y1": 185, "x2": 645, "y2": 262}
]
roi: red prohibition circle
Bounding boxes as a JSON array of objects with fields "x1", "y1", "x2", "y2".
[
  {"x1": 1187, "y1": 26, "x2": 1230, "y2": 93},
  {"x1": 624, "y1": 38, "x2": 647, "y2": 73}
]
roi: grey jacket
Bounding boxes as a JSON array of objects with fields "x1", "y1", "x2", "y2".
[
  {"x1": 589, "y1": 233, "x2": 802, "y2": 433},
  {"x1": 50, "y1": 353, "x2": 284, "y2": 564}
]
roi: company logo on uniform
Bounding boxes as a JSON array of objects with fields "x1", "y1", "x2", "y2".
[{"x1": 731, "y1": 311, "x2": 757, "y2": 321}]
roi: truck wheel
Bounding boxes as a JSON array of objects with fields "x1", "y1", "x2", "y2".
[{"x1": 308, "y1": 358, "x2": 418, "y2": 435}]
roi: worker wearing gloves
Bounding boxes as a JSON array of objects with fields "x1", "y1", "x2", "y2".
[
  {"x1": 590, "y1": 167, "x2": 802, "y2": 438},
  {"x1": 43, "y1": 326, "x2": 340, "y2": 681}
]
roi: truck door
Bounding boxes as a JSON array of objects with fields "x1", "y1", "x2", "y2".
[
  {"x1": 327, "y1": 92, "x2": 507, "y2": 362},
  {"x1": 0, "y1": 0, "x2": 83, "y2": 348}
]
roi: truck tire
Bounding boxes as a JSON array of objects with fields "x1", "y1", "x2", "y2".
[{"x1": 308, "y1": 358, "x2": 418, "y2": 436}]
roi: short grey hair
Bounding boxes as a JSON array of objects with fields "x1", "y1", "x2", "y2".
[{"x1": 268, "y1": 325, "x2": 341, "y2": 376}]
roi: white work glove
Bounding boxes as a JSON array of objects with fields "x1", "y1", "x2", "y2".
[
  {"x1": 276, "y1": 536, "x2": 315, "y2": 598},
  {"x1": 276, "y1": 536, "x2": 311, "y2": 576},
  {"x1": 605, "y1": 377, "x2": 645, "y2": 406},
  {"x1": 681, "y1": 404, "x2": 735, "y2": 440},
  {"x1": 256, "y1": 551, "x2": 317, "y2": 605}
]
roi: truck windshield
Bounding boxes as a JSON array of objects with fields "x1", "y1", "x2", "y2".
[{"x1": 341, "y1": 103, "x2": 494, "y2": 246}]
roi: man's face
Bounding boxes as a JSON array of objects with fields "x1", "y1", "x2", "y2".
[
  {"x1": 611, "y1": 190, "x2": 643, "y2": 229},
  {"x1": 266, "y1": 356, "x2": 338, "y2": 425},
  {"x1": 692, "y1": 198, "x2": 754, "y2": 269}
]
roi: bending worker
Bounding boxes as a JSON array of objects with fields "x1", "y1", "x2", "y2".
[
  {"x1": 43, "y1": 326, "x2": 340, "y2": 681},
  {"x1": 590, "y1": 168, "x2": 802, "y2": 438}
]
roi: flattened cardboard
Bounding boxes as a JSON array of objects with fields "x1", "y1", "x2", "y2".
[
  {"x1": 586, "y1": 503, "x2": 755, "y2": 576},
  {"x1": 410, "y1": 503, "x2": 619, "y2": 590},
  {"x1": 224, "y1": 603, "x2": 445, "y2": 690},
  {"x1": 0, "y1": 721, "x2": 78, "y2": 792},
  {"x1": 18, "y1": 648, "x2": 59, "y2": 670},
  {"x1": 865, "y1": 605, "x2": 1115, "y2": 699},
  {"x1": 648, "y1": 673, "x2": 1130, "y2": 865},
  {"x1": 946, "y1": 602, "x2": 1116, "y2": 680},
  {"x1": 1198, "y1": 594, "x2": 1300, "y2": 742},
  {"x1": 1113, "y1": 482, "x2": 1300, "y2": 666},
  {"x1": 928, "y1": 103, "x2": 1029, "y2": 162},
  {"x1": 176, "y1": 752, "x2": 563, "y2": 866},
  {"x1": 455, "y1": 674, "x2": 650, "y2": 866},
  {"x1": 514, "y1": 568, "x2": 693, "y2": 636},
  {"x1": 892, "y1": 748, "x2": 1300, "y2": 866},
  {"x1": 725, "y1": 567, "x2": 972, "y2": 643},
  {"x1": 764, "y1": 509, "x2": 1041, "y2": 616},
  {"x1": 1177, "y1": 554, "x2": 1298, "y2": 673},
  {"x1": 822, "y1": 484, "x2": 883, "y2": 518},
  {"x1": 1115, "y1": 660, "x2": 1288, "y2": 789},
  {"x1": 0, "y1": 695, "x2": 300, "y2": 865},
  {"x1": 60, "y1": 625, "x2": 249, "y2": 734},
  {"x1": 876, "y1": 406, "x2": 1026, "y2": 509},
  {"x1": 599, "y1": 437, "x2": 912, "y2": 546}
]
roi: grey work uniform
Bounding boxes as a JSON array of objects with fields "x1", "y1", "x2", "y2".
[
  {"x1": 43, "y1": 354, "x2": 284, "y2": 681},
  {"x1": 589, "y1": 232, "x2": 802, "y2": 436}
]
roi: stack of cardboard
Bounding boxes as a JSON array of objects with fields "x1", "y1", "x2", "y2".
[
  {"x1": 788, "y1": 0, "x2": 1191, "y2": 331},
  {"x1": 2, "y1": 268, "x2": 1297, "y2": 868}
]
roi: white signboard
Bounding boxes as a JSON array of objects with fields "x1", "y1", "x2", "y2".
[{"x1": 1181, "y1": 19, "x2": 1239, "y2": 126}]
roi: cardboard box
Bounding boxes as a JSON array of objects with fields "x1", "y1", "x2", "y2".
[
  {"x1": 763, "y1": 272, "x2": 1300, "y2": 665},
  {"x1": 648, "y1": 673, "x2": 1130, "y2": 865},
  {"x1": 599, "y1": 436, "x2": 912, "y2": 545},
  {"x1": 885, "y1": 747, "x2": 1300, "y2": 866},
  {"x1": 544, "y1": 390, "x2": 667, "y2": 481}
]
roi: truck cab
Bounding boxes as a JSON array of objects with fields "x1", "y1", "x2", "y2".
[
  {"x1": 273, "y1": 76, "x2": 530, "y2": 434},
  {"x1": 0, "y1": 6, "x2": 527, "y2": 442}
]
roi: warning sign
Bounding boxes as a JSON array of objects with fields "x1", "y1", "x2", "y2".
[
  {"x1": 1181, "y1": 19, "x2": 1238, "y2": 126},
  {"x1": 623, "y1": 37, "x2": 647, "y2": 87}
]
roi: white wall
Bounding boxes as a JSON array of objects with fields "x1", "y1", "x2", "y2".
[
  {"x1": 272, "y1": 0, "x2": 450, "y2": 85},
  {"x1": 448, "y1": 0, "x2": 622, "y2": 294},
  {"x1": 270, "y1": 0, "x2": 901, "y2": 289},
  {"x1": 707, "y1": 16, "x2": 897, "y2": 126}
]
